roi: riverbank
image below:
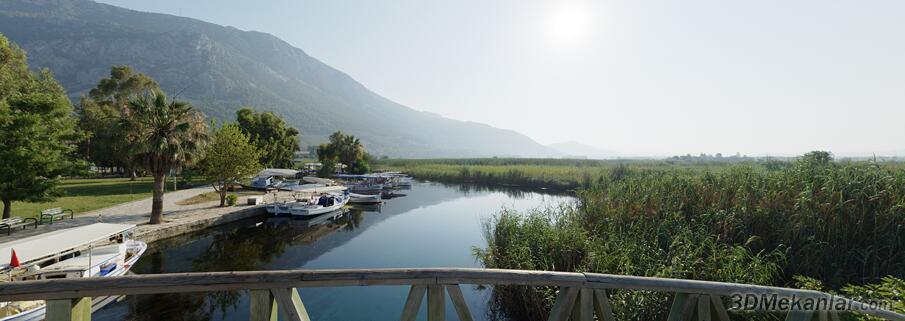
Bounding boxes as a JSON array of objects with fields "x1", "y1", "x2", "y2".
[
  {"x1": 0, "y1": 186, "x2": 279, "y2": 244},
  {"x1": 133, "y1": 204, "x2": 266, "y2": 243}
]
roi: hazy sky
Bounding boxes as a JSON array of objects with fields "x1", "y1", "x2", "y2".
[{"x1": 98, "y1": 0, "x2": 905, "y2": 156}]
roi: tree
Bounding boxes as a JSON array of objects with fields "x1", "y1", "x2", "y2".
[
  {"x1": 317, "y1": 131, "x2": 370, "y2": 175},
  {"x1": 121, "y1": 90, "x2": 208, "y2": 224},
  {"x1": 235, "y1": 108, "x2": 300, "y2": 168},
  {"x1": 316, "y1": 143, "x2": 338, "y2": 178},
  {"x1": 200, "y1": 123, "x2": 262, "y2": 207},
  {"x1": 0, "y1": 34, "x2": 81, "y2": 219},
  {"x1": 78, "y1": 66, "x2": 159, "y2": 176}
]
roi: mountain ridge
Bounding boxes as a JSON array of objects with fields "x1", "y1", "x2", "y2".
[{"x1": 0, "y1": 0, "x2": 556, "y2": 158}]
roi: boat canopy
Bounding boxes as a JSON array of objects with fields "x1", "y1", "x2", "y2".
[
  {"x1": 0, "y1": 223, "x2": 135, "y2": 270},
  {"x1": 333, "y1": 174, "x2": 395, "y2": 179},
  {"x1": 256, "y1": 168, "x2": 300, "y2": 178},
  {"x1": 284, "y1": 184, "x2": 347, "y2": 193},
  {"x1": 302, "y1": 177, "x2": 333, "y2": 184},
  {"x1": 38, "y1": 244, "x2": 124, "y2": 273}
]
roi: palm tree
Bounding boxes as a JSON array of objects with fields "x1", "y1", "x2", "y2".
[
  {"x1": 339, "y1": 135, "x2": 363, "y2": 173},
  {"x1": 121, "y1": 90, "x2": 208, "y2": 224}
]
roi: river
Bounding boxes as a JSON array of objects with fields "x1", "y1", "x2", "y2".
[{"x1": 94, "y1": 181, "x2": 573, "y2": 321}]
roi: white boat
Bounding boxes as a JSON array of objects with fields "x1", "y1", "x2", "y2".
[
  {"x1": 289, "y1": 193, "x2": 350, "y2": 216},
  {"x1": 302, "y1": 177, "x2": 334, "y2": 185},
  {"x1": 395, "y1": 177, "x2": 413, "y2": 187},
  {"x1": 346, "y1": 183, "x2": 384, "y2": 193},
  {"x1": 267, "y1": 201, "x2": 302, "y2": 216},
  {"x1": 349, "y1": 193, "x2": 382, "y2": 204},
  {"x1": 251, "y1": 168, "x2": 301, "y2": 189},
  {"x1": 0, "y1": 223, "x2": 147, "y2": 321}
]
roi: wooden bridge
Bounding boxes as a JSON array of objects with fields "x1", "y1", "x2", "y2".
[{"x1": 1, "y1": 268, "x2": 902, "y2": 321}]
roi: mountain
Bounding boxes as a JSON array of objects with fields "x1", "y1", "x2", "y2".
[
  {"x1": 547, "y1": 141, "x2": 618, "y2": 159},
  {"x1": 0, "y1": 0, "x2": 555, "y2": 158}
]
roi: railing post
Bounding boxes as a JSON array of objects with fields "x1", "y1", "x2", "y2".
[
  {"x1": 709, "y1": 295, "x2": 731, "y2": 321},
  {"x1": 250, "y1": 289, "x2": 278, "y2": 321},
  {"x1": 270, "y1": 288, "x2": 311, "y2": 321},
  {"x1": 445, "y1": 284, "x2": 475, "y2": 321},
  {"x1": 697, "y1": 294, "x2": 712, "y2": 321},
  {"x1": 592, "y1": 289, "x2": 616, "y2": 321},
  {"x1": 46, "y1": 297, "x2": 91, "y2": 321},
  {"x1": 428, "y1": 285, "x2": 445, "y2": 321},
  {"x1": 572, "y1": 288, "x2": 593, "y2": 321},
  {"x1": 400, "y1": 285, "x2": 427, "y2": 321},
  {"x1": 667, "y1": 293, "x2": 698, "y2": 321},
  {"x1": 785, "y1": 310, "x2": 814, "y2": 321},
  {"x1": 547, "y1": 287, "x2": 579, "y2": 321}
]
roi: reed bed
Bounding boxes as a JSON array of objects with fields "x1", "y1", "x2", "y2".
[
  {"x1": 383, "y1": 154, "x2": 905, "y2": 320},
  {"x1": 378, "y1": 158, "x2": 737, "y2": 190}
]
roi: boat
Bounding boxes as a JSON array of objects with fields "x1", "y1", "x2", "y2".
[
  {"x1": 381, "y1": 191, "x2": 407, "y2": 199},
  {"x1": 266, "y1": 201, "x2": 299, "y2": 216},
  {"x1": 301, "y1": 177, "x2": 334, "y2": 185},
  {"x1": 289, "y1": 193, "x2": 350, "y2": 217},
  {"x1": 346, "y1": 182, "x2": 384, "y2": 193},
  {"x1": 0, "y1": 223, "x2": 147, "y2": 321},
  {"x1": 395, "y1": 177, "x2": 413, "y2": 187},
  {"x1": 250, "y1": 168, "x2": 300, "y2": 189},
  {"x1": 349, "y1": 193, "x2": 382, "y2": 204},
  {"x1": 266, "y1": 185, "x2": 349, "y2": 217},
  {"x1": 334, "y1": 174, "x2": 387, "y2": 193}
]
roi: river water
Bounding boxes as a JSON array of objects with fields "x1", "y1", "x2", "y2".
[{"x1": 94, "y1": 181, "x2": 573, "y2": 321}]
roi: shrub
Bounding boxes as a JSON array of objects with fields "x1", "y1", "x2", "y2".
[{"x1": 225, "y1": 194, "x2": 238, "y2": 206}]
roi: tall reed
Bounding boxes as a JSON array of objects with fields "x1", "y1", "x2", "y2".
[{"x1": 467, "y1": 153, "x2": 905, "y2": 320}]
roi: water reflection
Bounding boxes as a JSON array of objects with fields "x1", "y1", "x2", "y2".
[
  {"x1": 124, "y1": 252, "x2": 211, "y2": 321},
  {"x1": 95, "y1": 181, "x2": 573, "y2": 321},
  {"x1": 433, "y1": 181, "x2": 573, "y2": 199}
]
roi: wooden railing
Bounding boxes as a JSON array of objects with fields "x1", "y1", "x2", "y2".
[{"x1": 0, "y1": 268, "x2": 902, "y2": 321}]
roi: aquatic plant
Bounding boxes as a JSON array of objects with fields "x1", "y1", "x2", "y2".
[{"x1": 464, "y1": 154, "x2": 905, "y2": 320}]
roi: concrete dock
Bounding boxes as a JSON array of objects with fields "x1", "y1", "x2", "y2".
[{"x1": 0, "y1": 186, "x2": 280, "y2": 244}]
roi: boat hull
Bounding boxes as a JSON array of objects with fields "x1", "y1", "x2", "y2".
[
  {"x1": 290, "y1": 196, "x2": 350, "y2": 217},
  {"x1": 349, "y1": 193, "x2": 382, "y2": 204},
  {"x1": 0, "y1": 242, "x2": 148, "y2": 321}
]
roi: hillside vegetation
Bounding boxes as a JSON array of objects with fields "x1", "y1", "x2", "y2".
[{"x1": 0, "y1": 0, "x2": 554, "y2": 157}]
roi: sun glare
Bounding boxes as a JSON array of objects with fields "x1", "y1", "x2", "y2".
[{"x1": 546, "y1": 3, "x2": 591, "y2": 46}]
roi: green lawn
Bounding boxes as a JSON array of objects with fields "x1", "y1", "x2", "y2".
[{"x1": 8, "y1": 177, "x2": 185, "y2": 219}]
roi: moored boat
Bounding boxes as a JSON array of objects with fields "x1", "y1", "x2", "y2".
[
  {"x1": 346, "y1": 183, "x2": 384, "y2": 193},
  {"x1": 349, "y1": 193, "x2": 382, "y2": 204},
  {"x1": 0, "y1": 223, "x2": 147, "y2": 321},
  {"x1": 266, "y1": 201, "x2": 300, "y2": 216},
  {"x1": 289, "y1": 193, "x2": 350, "y2": 217}
]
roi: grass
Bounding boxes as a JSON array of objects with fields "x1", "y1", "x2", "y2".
[
  {"x1": 377, "y1": 158, "x2": 753, "y2": 191},
  {"x1": 383, "y1": 154, "x2": 905, "y2": 320},
  {"x1": 175, "y1": 189, "x2": 265, "y2": 206},
  {"x1": 9, "y1": 177, "x2": 185, "y2": 219}
]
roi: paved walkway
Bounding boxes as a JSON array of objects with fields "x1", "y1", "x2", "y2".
[{"x1": 0, "y1": 186, "x2": 270, "y2": 244}]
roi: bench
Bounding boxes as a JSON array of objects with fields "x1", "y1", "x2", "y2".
[
  {"x1": 40, "y1": 207, "x2": 74, "y2": 224},
  {"x1": 0, "y1": 217, "x2": 38, "y2": 235}
]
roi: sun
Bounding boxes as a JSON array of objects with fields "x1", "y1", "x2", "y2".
[{"x1": 546, "y1": 3, "x2": 591, "y2": 45}]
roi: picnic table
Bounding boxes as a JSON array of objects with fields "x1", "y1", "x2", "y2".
[
  {"x1": 39, "y1": 207, "x2": 74, "y2": 224},
  {"x1": 0, "y1": 216, "x2": 38, "y2": 235}
]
